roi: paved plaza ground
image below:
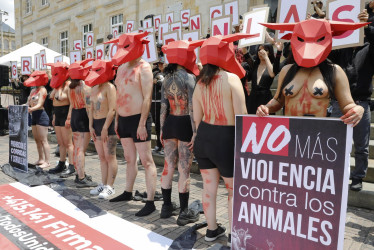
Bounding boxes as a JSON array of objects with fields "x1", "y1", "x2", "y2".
[{"x1": 0, "y1": 134, "x2": 374, "y2": 249}]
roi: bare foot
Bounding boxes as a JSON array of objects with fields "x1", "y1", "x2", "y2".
[
  {"x1": 39, "y1": 162, "x2": 50, "y2": 169},
  {"x1": 34, "y1": 160, "x2": 45, "y2": 165}
]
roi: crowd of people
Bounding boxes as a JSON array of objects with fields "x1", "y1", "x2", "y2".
[{"x1": 8, "y1": 2, "x2": 374, "y2": 247}]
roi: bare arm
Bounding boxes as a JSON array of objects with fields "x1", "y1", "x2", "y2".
[
  {"x1": 65, "y1": 88, "x2": 73, "y2": 128},
  {"x1": 230, "y1": 73, "x2": 248, "y2": 115},
  {"x1": 160, "y1": 78, "x2": 169, "y2": 142},
  {"x1": 138, "y1": 62, "x2": 154, "y2": 140},
  {"x1": 192, "y1": 86, "x2": 203, "y2": 130},
  {"x1": 187, "y1": 74, "x2": 197, "y2": 150},
  {"x1": 88, "y1": 90, "x2": 95, "y2": 138},
  {"x1": 101, "y1": 84, "x2": 117, "y2": 143},
  {"x1": 313, "y1": 3, "x2": 326, "y2": 18}
]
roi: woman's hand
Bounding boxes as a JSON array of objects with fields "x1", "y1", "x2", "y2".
[
  {"x1": 275, "y1": 41, "x2": 283, "y2": 52},
  {"x1": 101, "y1": 128, "x2": 108, "y2": 143},
  {"x1": 341, "y1": 105, "x2": 364, "y2": 127},
  {"x1": 187, "y1": 133, "x2": 196, "y2": 151},
  {"x1": 65, "y1": 118, "x2": 71, "y2": 129},
  {"x1": 90, "y1": 127, "x2": 97, "y2": 142},
  {"x1": 256, "y1": 105, "x2": 270, "y2": 117}
]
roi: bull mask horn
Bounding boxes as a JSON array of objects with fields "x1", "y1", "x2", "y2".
[{"x1": 218, "y1": 33, "x2": 261, "y2": 48}]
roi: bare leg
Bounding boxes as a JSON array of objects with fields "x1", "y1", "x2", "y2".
[
  {"x1": 93, "y1": 137, "x2": 108, "y2": 185},
  {"x1": 200, "y1": 168, "x2": 220, "y2": 230},
  {"x1": 136, "y1": 141, "x2": 157, "y2": 201},
  {"x1": 61, "y1": 127, "x2": 73, "y2": 164},
  {"x1": 121, "y1": 138, "x2": 138, "y2": 192},
  {"x1": 72, "y1": 132, "x2": 79, "y2": 170},
  {"x1": 104, "y1": 135, "x2": 118, "y2": 187},
  {"x1": 76, "y1": 132, "x2": 90, "y2": 178},
  {"x1": 32, "y1": 125, "x2": 44, "y2": 165},
  {"x1": 222, "y1": 177, "x2": 233, "y2": 234},
  {"x1": 55, "y1": 126, "x2": 67, "y2": 162},
  {"x1": 177, "y1": 141, "x2": 193, "y2": 193},
  {"x1": 161, "y1": 139, "x2": 178, "y2": 189},
  {"x1": 37, "y1": 125, "x2": 50, "y2": 168}
]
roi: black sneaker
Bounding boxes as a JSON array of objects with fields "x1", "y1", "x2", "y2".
[
  {"x1": 60, "y1": 164, "x2": 75, "y2": 178},
  {"x1": 54, "y1": 145, "x2": 60, "y2": 157},
  {"x1": 177, "y1": 208, "x2": 199, "y2": 226},
  {"x1": 350, "y1": 178, "x2": 363, "y2": 191},
  {"x1": 160, "y1": 202, "x2": 180, "y2": 219},
  {"x1": 227, "y1": 233, "x2": 231, "y2": 247},
  {"x1": 48, "y1": 161, "x2": 66, "y2": 174},
  {"x1": 205, "y1": 225, "x2": 226, "y2": 242},
  {"x1": 76, "y1": 175, "x2": 98, "y2": 188}
]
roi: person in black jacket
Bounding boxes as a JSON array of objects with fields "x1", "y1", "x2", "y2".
[{"x1": 151, "y1": 58, "x2": 164, "y2": 153}]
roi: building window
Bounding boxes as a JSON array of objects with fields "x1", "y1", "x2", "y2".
[
  {"x1": 26, "y1": 0, "x2": 32, "y2": 14},
  {"x1": 42, "y1": 37, "x2": 48, "y2": 47},
  {"x1": 111, "y1": 14, "x2": 123, "y2": 34},
  {"x1": 4, "y1": 40, "x2": 9, "y2": 50},
  {"x1": 60, "y1": 31, "x2": 68, "y2": 56},
  {"x1": 11, "y1": 41, "x2": 15, "y2": 50},
  {"x1": 41, "y1": 0, "x2": 48, "y2": 6},
  {"x1": 83, "y1": 24, "x2": 93, "y2": 48}
]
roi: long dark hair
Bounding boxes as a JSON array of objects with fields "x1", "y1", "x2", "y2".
[
  {"x1": 255, "y1": 43, "x2": 275, "y2": 65},
  {"x1": 196, "y1": 64, "x2": 220, "y2": 85},
  {"x1": 163, "y1": 63, "x2": 178, "y2": 76},
  {"x1": 274, "y1": 60, "x2": 336, "y2": 101},
  {"x1": 69, "y1": 79, "x2": 80, "y2": 89}
]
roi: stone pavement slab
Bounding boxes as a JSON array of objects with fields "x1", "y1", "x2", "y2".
[{"x1": 0, "y1": 134, "x2": 373, "y2": 249}]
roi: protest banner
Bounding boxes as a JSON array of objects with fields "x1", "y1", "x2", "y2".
[
  {"x1": 190, "y1": 14, "x2": 202, "y2": 34},
  {"x1": 233, "y1": 115, "x2": 352, "y2": 250},
  {"x1": 211, "y1": 16, "x2": 232, "y2": 36},
  {"x1": 239, "y1": 8, "x2": 269, "y2": 48},
  {"x1": 85, "y1": 47, "x2": 94, "y2": 65},
  {"x1": 225, "y1": 1, "x2": 239, "y2": 26},
  {"x1": 158, "y1": 22, "x2": 169, "y2": 44},
  {"x1": 154, "y1": 15, "x2": 162, "y2": 30},
  {"x1": 170, "y1": 22, "x2": 182, "y2": 41},
  {"x1": 39, "y1": 49, "x2": 47, "y2": 70},
  {"x1": 74, "y1": 40, "x2": 82, "y2": 51},
  {"x1": 11, "y1": 62, "x2": 17, "y2": 79},
  {"x1": 34, "y1": 53, "x2": 40, "y2": 71},
  {"x1": 86, "y1": 32, "x2": 94, "y2": 47},
  {"x1": 142, "y1": 32, "x2": 158, "y2": 64},
  {"x1": 8, "y1": 105, "x2": 28, "y2": 172},
  {"x1": 70, "y1": 50, "x2": 81, "y2": 64},
  {"x1": 96, "y1": 44, "x2": 105, "y2": 60},
  {"x1": 181, "y1": 9, "x2": 191, "y2": 28},
  {"x1": 54, "y1": 56, "x2": 62, "y2": 63},
  {"x1": 327, "y1": 0, "x2": 365, "y2": 49},
  {"x1": 108, "y1": 42, "x2": 118, "y2": 61},
  {"x1": 210, "y1": 4, "x2": 223, "y2": 22},
  {"x1": 143, "y1": 18, "x2": 153, "y2": 29},
  {"x1": 182, "y1": 30, "x2": 200, "y2": 62},
  {"x1": 166, "y1": 12, "x2": 174, "y2": 24},
  {"x1": 249, "y1": 4, "x2": 269, "y2": 11},
  {"x1": 21, "y1": 57, "x2": 31, "y2": 75},
  {"x1": 276, "y1": 0, "x2": 309, "y2": 41},
  {"x1": 112, "y1": 26, "x2": 119, "y2": 38},
  {"x1": 126, "y1": 20, "x2": 135, "y2": 33}
]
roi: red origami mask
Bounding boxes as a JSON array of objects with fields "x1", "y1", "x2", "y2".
[
  {"x1": 162, "y1": 40, "x2": 205, "y2": 76},
  {"x1": 85, "y1": 60, "x2": 116, "y2": 87},
  {"x1": 199, "y1": 33, "x2": 260, "y2": 79},
  {"x1": 45, "y1": 62, "x2": 69, "y2": 89},
  {"x1": 105, "y1": 32, "x2": 150, "y2": 66},
  {"x1": 24, "y1": 71, "x2": 49, "y2": 87},
  {"x1": 68, "y1": 59, "x2": 94, "y2": 80},
  {"x1": 261, "y1": 19, "x2": 369, "y2": 68}
]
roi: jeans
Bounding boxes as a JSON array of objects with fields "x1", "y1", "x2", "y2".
[{"x1": 331, "y1": 100, "x2": 370, "y2": 179}]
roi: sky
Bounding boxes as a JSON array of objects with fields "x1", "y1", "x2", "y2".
[{"x1": 0, "y1": 0, "x2": 15, "y2": 29}]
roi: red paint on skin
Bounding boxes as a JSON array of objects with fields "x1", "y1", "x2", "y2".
[
  {"x1": 205, "y1": 194, "x2": 210, "y2": 198},
  {"x1": 225, "y1": 183, "x2": 233, "y2": 190},
  {"x1": 162, "y1": 161, "x2": 168, "y2": 176},
  {"x1": 200, "y1": 169, "x2": 209, "y2": 174},
  {"x1": 71, "y1": 87, "x2": 85, "y2": 109},
  {"x1": 202, "y1": 202, "x2": 210, "y2": 212},
  {"x1": 206, "y1": 179, "x2": 212, "y2": 184}
]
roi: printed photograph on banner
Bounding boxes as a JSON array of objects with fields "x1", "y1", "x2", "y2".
[
  {"x1": 154, "y1": 15, "x2": 162, "y2": 30},
  {"x1": 327, "y1": 0, "x2": 365, "y2": 49},
  {"x1": 182, "y1": 30, "x2": 200, "y2": 63},
  {"x1": 112, "y1": 26, "x2": 119, "y2": 38},
  {"x1": 96, "y1": 44, "x2": 105, "y2": 60},
  {"x1": 74, "y1": 40, "x2": 82, "y2": 51},
  {"x1": 142, "y1": 32, "x2": 158, "y2": 64},
  {"x1": 158, "y1": 22, "x2": 169, "y2": 44},
  {"x1": 21, "y1": 57, "x2": 31, "y2": 75},
  {"x1": 8, "y1": 105, "x2": 28, "y2": 172},
  {"x1": 34, "y1": 53, "x2": 40, "y2": 71},
  {"x1": 181, "y1": 9, "x2": 191, "y2": 28},
  {"x1": 109, "y1": 42, "x2": 118, "y2": 61},
  {"x1": 190, "y1": 14, "x2": 202, "y2": 34},
  {"x1": 166, "y1": 12, "x2": 174, "y2": 24},
  {"x1": 86, "y1": 32, "x2": 94, "y2": 47},
  {"x1": 276, "y1": 0, "x2": 309, "y2": 41},
  {"x1": 233, "y1": 115, "x2": 352, "y2": 250},
  {"x1": 239, "y1": 8, "x2": 270, "y2": 48},
  {"x1": 70, "y1": 50, "x2": 81, "y2": 64},
  {"x1": 170, "y1": 22, "x2": 182, "y2": 42},
  {"x1": 11, "y1": 62, "x2": 18, "y2": 79},
  {"x1": 39, "y1": 49, "x2": 47, "y2": 70},
  {"x1": 85, "y1": 47, "x2": 94, "y2": 65},
  {"x1": 210, "y1": 4, "x2": 223, "y2": 24},
  {"x1": 163, "y1": 31, "x2": 179, "y2": 64},
  {"x1": 224, "y1": 1, "x2": 239, "y2": 26},
  {"x1": 211, "y1": 15, "x2": 232, "y2": 36},
  {"x1": 54, "y1": 55, "x2": 63, "y2": 63},
  {"x1": 126, "y1": 20, "x2": 135, "y2": 33},
  {"x1": 143, "y1": 18, "x2": 153, "y2": 29},
  {"x1": 249, "y1": 4, "x2": 269, "y2": 11}
]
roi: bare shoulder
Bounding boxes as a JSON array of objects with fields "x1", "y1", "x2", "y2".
[
  {"x1": 140, "y1": 60, "x2": 152, "y2": 71},
  {"x1": 280, "y1": 64, "x2": 293, "y2": 75},
  {"x1": 226, "y1": 71, "x2": 241, "y2": 88}
]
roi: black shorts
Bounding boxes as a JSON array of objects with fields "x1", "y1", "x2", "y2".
[
  {"x1": 54, "y1": 105, "x2": 69, "y2": 127},
  {"x1": 71, "y1": 108, "x2": 89, "y2": 133},
  {"x1": 31, "y1": 110, "x2": 49, "y2": 127},
  {"x1": 194, "y1": 121, "x2": 235, "y2": 178},
  {"x1": 163, "y1": 115, "x2": 193, "y2": 142},
  {"x1": 117, "y1": 113, "x2": 152, "y2": 142},
  {"x1": 93, "y1": 118, "x2": 116, "y2": 137}
]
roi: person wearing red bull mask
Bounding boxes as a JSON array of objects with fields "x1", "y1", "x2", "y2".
[
  {"x1": 193, "y1": 33, "x2": 259, "y2": 246},
  {"x1": 24, "y1": 71, "x2": 51, "y2": 169},
  {"x1": 106, "y1": 32, "x2": 158, "y2": 217},
  {"x1": 46, "y1": 62, "x2": 73, "y2": 175},
  {"x1": 86, "y1": 60, "x2": 118, "y2": 199}
]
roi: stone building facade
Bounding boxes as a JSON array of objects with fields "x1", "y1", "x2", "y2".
[
  {"x1": 1, "y1": 23, "x2": 16, "y2": 56},
  {"x1": 14, "y1": 0, "x2": 274, "y2": 56}
]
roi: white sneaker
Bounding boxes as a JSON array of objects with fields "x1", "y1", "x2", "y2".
[
  {"x1": 90, "y1": 183, "x2": 104, "y2": 195},
  {"x1": 98, "y1": 186, "x2": 115, "y2": 199}
]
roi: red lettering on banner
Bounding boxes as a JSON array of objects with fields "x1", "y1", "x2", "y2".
[
  {"x1": 167, "y1": 16, "x2": 173, "y2": 24},
  {"x1": 111, "y1": 44, "x2": 118, "y2": 57},
  {"x1": 213, "y1": 23, "x2": 229, "y2": 36},
  {"x1": 155, "y1": 18, "x2": 161, "y2": 29},
  {"x1": 246, "y1": 18, "x2": 253, "y2": 34},
  {"x1": 87, "y1": 51, "x2": 93, "y2": 59},
  {"x1": 40, "y1": 54, "x2": 45, "y2": 67},
  {"x1": 12, "y1": 65, "x2": 16, "y2": 76},
  {"x1": 229, "y1": 6, "x2": 233, "y2": 15},
  {"x1": 75, "y1": 43, "x2": 81, "y2": 50},
  {"x1": 160, "y1": 27, "x2": 164, "y2": 40},
  {"x1": 191, "y1": 17, "x2": 200, "y2": 30},
  {"x1": 23, "y1": 61, "x2": 30, "y2": 72},
  {"x1": 97, "y1": 49, "x2": 103, "y2": 59},
  {"x1": 211, "y1": 9, "x2": 221, "y2": 19},
  {"x1": 332, "y1": 5, "x2": 355, "y2": 39},
  {"x1": 172, "y1": 26, "x2": 180, "y2": 32},
  {"x1": 127, "y1": 23, "x2": 133, "y2": 33},
  {"x1": 280, "y1": 5, "x2": 300, "y2": 34},
  {"x1": 241, "y1": 117, "x2": 290, "y2": 156},
  {"x1": 182, "y1": 13, "x2": 189, "y2": 25},
  {"x1": 145, "y1": 42, "x2": 151, "y2": 59},
  {"x1": 165, "y1": 38, "x2": 175, "y2": 45},
  {"x1": 88, "y1": 36, "x2": 93, "y2": 46}
]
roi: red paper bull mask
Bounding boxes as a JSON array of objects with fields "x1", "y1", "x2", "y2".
[
  {"x1": 45, "y1": 62, "x2": 69, "y2": 89},
  {"x1": 68, "y1": 59, "x2": 94, "y2": 80},
  {"x1": 261, "y1": 19, "x2": 369, "y2": 68},
  {"x1": 162, "y1": 40, "x2": 205, "y2": 76},
  {"x1": 199, "y1": 33, "x2": 260, "y2": 79},
  {"x1": 24, "y1": 71, "x2": 49, "y2": 87},
  {"x1": 105, "y1": 32, "x2": 150, "y2": 66},
  {"x1": 85, "y1": 60, "x2": 116, "y2": 87}
]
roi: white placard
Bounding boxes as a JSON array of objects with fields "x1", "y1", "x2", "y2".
[
  {"x1": 153, "y1": 15, "x2": 162, "y2": 30},
  {"x1": 163, "y1": 31, "x2": 179, "y2": 64},
  {"x1": 39, "y1": 49, "x2": 47, "y2": 70},
  {"x1": 112, "y1": 26, "x2": 119, "y2": 38},
  {"x1": 21, "y1": 57, "x2": 31, "y2": 75},
  {"x1": 54, "y1": 56, "x2": 63, "y2": 63},
  {"x1": 276, "y1": 0, "x2": 309, "y2": 40},
  {"x1": 34, "y1": 53, "x2": 40, "y2": 71},
  {"x1": 86, "y1": 32, "x2": 94, "y2": 47},
  {"x1": 74, "y1": 40, "x2": 82, "y2": 51},
  {"x1": 143, "y1": 18, "x2": 153, "y2": 29},
  {"x1": 225, "y1": 1, "x2": 239, "y2": 26},
  {"x1": 170, "y1": 22, "x2": 182, "y2": 41},
  {"x1": 85, "y1": 47, "x2": 94, "y2": 63},
  {"x1": 126, "y1": 21, "x2": 135, "y2": 33},
  {"x1": 210, "y1": 5, "x2": 223, "y2": 22},
  {"x1": 158, "y1": 22, "x2": 169, "y2": 44},
  {"x1": 211, "y1": 16, "x2": 232, "y2": 36},
  {"x1": 190, "y1": 14, "x2": 202, "y2": 34},
  {"x1": 11, "y1": 61, "x2": 18, "y2": 79},
  {"x1": 146, "y1": 27, "x2": 154, "y2": 34},
  {"x1": 182, "y1": 30, "x2": 200, "y2": 63},
  {"x1": 166, "y1": 12, "x2": 174, "y2": 24},
  {"x1": 239, "y1": 8, "x2": 269, "y2": 48},
  {"x1": 96, "y1": 44, "x2": 105, "y2": 60},
  {"x1": 181, "y1": 9, "x2": 190, "y2": 28},
  {"x1": 70, "y1": 50, "x2": 81, "y2": 64},
  {"x1": 109, "y1": 43, "x2": 118, "y2": 61},
  {"x1": 142, "y1": 33, "x2": 158, "y2": 64}
]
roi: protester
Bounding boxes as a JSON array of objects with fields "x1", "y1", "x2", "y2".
[
  {"x1": 193, "y1": 33, "x2": 255, "y2": 246},
  {"x1": 159, "y1": 40, "x2": 202, "y2": 225},
  {"x1": 86, "y1": 60, "x2": 118, "y2": 199},
  {"x1": 24, "y1": 71, "x2": 50, "y2": 169},
  {"x1": 107, "y1": 32, "x2": 158, "y2": 217},
  {"x1": 311, "y1": 1, "x2": 326, "y2": 19},
  {"x1": 247, "y1": 42, "x2": 282, "y2": 114},
  {"x1": 66, "y1": 60, "x2": 96, "y2": 187},
  {"x1": 46, "y1": 62, "x2": 74, "y2": 174},
  {"x1": 151, "y1": 58, "x2": 164, "y2": 154},
  {"x1": 328, "y1": 10, "x2": 374, "y2": 191},
  {"x1": 44, "y1": 71, "x2": 54, "y2": 131}
]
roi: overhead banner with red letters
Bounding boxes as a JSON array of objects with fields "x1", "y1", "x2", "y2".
[
  {"x1": 233, "y1": 115, "x2": 352, "y2": 250},
  {"x1": 0, "y1": 183, "x2": 172, "y2": 249}
]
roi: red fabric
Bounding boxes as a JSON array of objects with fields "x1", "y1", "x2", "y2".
[
  {"x1": 85, "y1": 60, "x2": 116, "y2": 87},
  {"x1": 45, "y1": 62, "x2": 69, "y2": 88},
  {"x1": 68, "y1": 59, "x2": 93, "y2": 80},
  {"x1": 24, "y1": 71, "x2": 49, "y2": 87}
]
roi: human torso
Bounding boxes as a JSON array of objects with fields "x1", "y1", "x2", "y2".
[
  {"x1": 70, "y1": 81, "x2": 88, "y2": 109},
  {"x1": 90, "y1": 82, "x2": 111, "y2": 119},
  {"x1": 29, "y1": 87, "x2": 46, "y2": 109},
  {"x1": 53, "y1": 82, "x2": 70, "y2": 107},
  {"x1": 115, "y1": 60, "x2": 147, "y2": 116},
  {"x1": 283, "y1": 67, "x2": 330, "y2": 117}
]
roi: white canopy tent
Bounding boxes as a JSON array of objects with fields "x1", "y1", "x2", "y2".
[{"x1": 0, "y1": 42, "x2": 70, "y2": 68}]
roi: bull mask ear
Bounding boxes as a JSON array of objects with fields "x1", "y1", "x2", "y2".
[
  {"x1": 81, "y1": 58, "x2": 94, "y2": 66},
  {"x1": 260, "y1": 22, "x2": 297, "y2": 32},
  {"x1": 329, "y1": 21, "x2": 369, "y2": 36},
  {"x1": 218, "y1": 33, "x2": 260, "y2": 48},
  {"x1": 188, "y1": 39, "x2": 205, "y2": 51},
  {"x1": 104, "y1": 38, "x2": 119, "y2": 44},
  {"x1": 45, "y1": 63, "x2": 55, "y2": 67},
  {"x1": 135, "y1": 31, "x2": 149, "y2": 39}
]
